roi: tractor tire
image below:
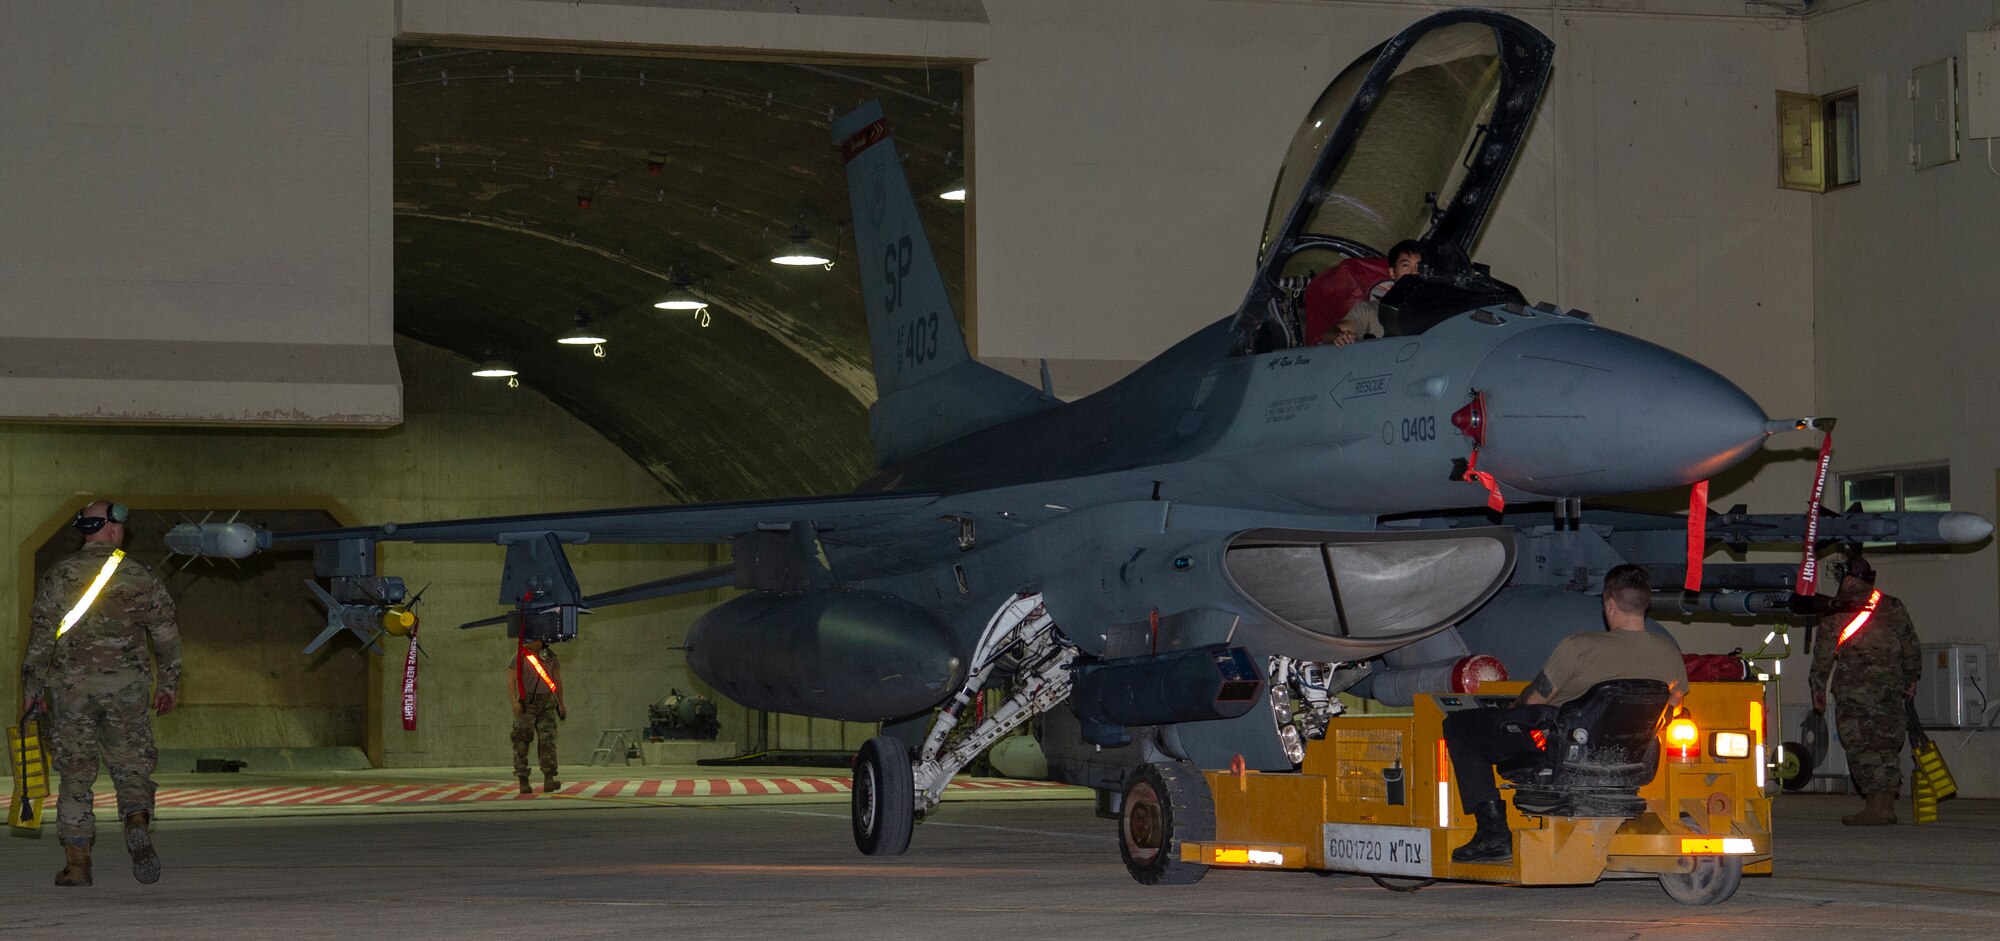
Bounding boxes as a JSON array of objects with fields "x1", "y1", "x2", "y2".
[
  {"x1": 1119, "y1": 761, "x2": 1214, "y2": 885},
  {"x1": 1660, "y1": 854, "x2": 1743, "y2": 905}
]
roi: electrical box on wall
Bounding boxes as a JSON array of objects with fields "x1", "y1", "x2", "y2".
[
  {"x1": 1969, "y1": 31, "x2": 2000, "y2": 139},
  {"x1": 1914, "y1": 643, "x2": 1988, "y2": 728},
  {"x1": 1909, "y1": 57, "x2": 1960, "y2": 169}
]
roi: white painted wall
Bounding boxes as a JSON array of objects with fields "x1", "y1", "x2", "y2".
[
  {"x1": 0, "y1": 0, "x2": 401, "y2": 424},
  {"x1": 1806, "y1": 0, "x2": 2000, "y2": 793}
]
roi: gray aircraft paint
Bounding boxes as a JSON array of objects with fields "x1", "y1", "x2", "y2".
[{"x1": 168, "y1": 10, "x2": 1988, "y2": 797}]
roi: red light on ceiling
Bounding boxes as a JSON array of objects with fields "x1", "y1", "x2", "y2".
[{"x1": 576, "y1": 195, "x2": 593, "y2": 209}]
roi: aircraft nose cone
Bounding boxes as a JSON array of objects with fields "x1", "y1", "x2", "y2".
[{"x1": 1469, "y1": 324, "x2": 1767, "y2": 498}]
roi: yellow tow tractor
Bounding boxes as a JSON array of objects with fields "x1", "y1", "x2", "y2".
[{"x1": 1117, "y1": 679, "x2": 1773, "y2": 905}]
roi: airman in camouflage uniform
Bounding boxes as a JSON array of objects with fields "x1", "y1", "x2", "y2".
[
  {"x1": 20, "y1": 500, "x2": 180, "y2": 886},
  {"x1": 511, "y1": 640, "x2": 566, "y2": 794},
  {"x1": 1809, "y1": 554, "x2": 1921, "y2": 826}
]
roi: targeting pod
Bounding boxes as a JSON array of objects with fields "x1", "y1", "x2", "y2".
[{"x1": 1069, "y1": 645, "x2": 1264, "y2": 747}]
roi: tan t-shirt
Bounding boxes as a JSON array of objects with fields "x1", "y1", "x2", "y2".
[{"x1": 1530, "y1": 629, "x2": 1688, "y2": 706}]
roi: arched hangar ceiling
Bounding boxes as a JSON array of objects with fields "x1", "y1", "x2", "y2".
[{"x1": 393, "y1": 46, "x2": 968, "y2": 502}]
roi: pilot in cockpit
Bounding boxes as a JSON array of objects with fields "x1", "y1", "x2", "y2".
[{"x1": 1301, "y1": 240, "x2": 1424, "y2": 346}]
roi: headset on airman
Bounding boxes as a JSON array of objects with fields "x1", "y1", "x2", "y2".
[
  {"x1": 72, "y1": 502, "x2": 130, "y2": 536},
  {"x1": 1829, "y1": 554, "x2": 1875, "y2": 584}
]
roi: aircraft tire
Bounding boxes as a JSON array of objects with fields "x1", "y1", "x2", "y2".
[
  {"x1": 1659, "y1": 855, "x2": 1743, "y2": 906},
  {"x1": 852, "y1": 736, "x2": 915, "y2": 856},
  {"x1": 1118, "y1": 762, "x2": 1213, "y2": 885}
]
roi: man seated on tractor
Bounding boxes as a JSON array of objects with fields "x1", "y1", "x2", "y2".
[{"x1": 1441, "y1": 564, "x2": 1689, "y2": 863}]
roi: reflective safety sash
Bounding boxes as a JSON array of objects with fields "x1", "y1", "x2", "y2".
[
  {"x1": 57, "y1": 549, "x2": 126, "y2": 638},
  {"x1": 1836, "y1": 590, "x2": 1883, "y2": 647},
  {"x1": 522, "y1": 651, "x2": 558, "y2": 696}
]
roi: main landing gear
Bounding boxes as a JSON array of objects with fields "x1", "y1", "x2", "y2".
[{"x1": 850, "y1": 592, "x2": 1078, "y2": 856}]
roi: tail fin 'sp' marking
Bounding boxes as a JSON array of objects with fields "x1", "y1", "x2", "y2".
[{"x1": 831, "y1": 100, "x2": 1051, "y2": 468}]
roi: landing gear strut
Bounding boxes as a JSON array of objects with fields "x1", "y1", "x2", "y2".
[{"x1": 847, "y1": 592, "x2": 1077, "y2": 856}]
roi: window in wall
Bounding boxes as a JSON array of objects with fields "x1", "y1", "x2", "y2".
[
  {"x1": 1839, "y1": 465, "x2": 1950, "y2": 548},
  {"x1": 1776, "y1": 88, "x2": 1860, "y2": 192},
  {"x1": 1839, "y1": 466, "x2": 1950, "y2": 513}
]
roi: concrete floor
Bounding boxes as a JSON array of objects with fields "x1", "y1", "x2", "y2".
[{"x1": 1, "y1": 779, "x2": 1995, "y2": 940}]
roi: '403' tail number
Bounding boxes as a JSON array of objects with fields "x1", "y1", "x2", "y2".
[{"x1": 900, "y1": 312, "x2": 940, "y2": 368}]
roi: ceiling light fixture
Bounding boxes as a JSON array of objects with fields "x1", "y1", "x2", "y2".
[
  {"x1": 472, "y1": 359, "x2": 521, "y2": 388},
  {"x1": 557, "y1": 309, "x2": 608, "y2": 351},
  {"x1": 939, "y1": 180, "x2": 967, "y2": 201},
  {"x1": 653, "y1": 285, "x2": 708, "y2": 312},
  {"x1": 770, "y1": 224, "x2": 832, "y2": 267}
]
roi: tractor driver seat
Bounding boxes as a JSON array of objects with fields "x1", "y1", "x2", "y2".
[{"x1": 1499, "y1": 679, "x2": 1673, "y2": 818}]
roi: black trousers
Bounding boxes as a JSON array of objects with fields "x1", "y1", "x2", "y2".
[{"x1": 1442, "y1": 707, "x2": 1541, "y2": 814}]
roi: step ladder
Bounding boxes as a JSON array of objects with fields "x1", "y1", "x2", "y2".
[{"x1": 589, "y1": 728, "x2": 643, "y2": 766}]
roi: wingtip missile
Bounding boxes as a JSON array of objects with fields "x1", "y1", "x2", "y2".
[{"x1": 1938, "y1": 511, "x2": 1994, "y2": 545}]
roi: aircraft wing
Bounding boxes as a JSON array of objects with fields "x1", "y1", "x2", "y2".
[
  {"x1": 266, "y1": 490, "x2": 945, "y2": 549},
  {"x1": 166, "y1": 491, "x2": 956, "y2": 639}
]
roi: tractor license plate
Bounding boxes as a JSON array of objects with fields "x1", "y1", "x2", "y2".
[{"x1": 1321, "y1": 823, "x2": 1432, "y2": 878}]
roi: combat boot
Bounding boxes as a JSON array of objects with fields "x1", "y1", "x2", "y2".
[
  {"x1": 124, "y1": 811, "x2": 161, "y2": 884},
  {"x1": 54, "y1": 840, "x2": 91, "y2": 887},
  {"x1": 1450, "y1": 800, "x2": 1513, "y2": 863},
  {"x1": 518, "y1": 776, "x2": 533, "y2": 795},
  {"x1": 543, "y1": 775, "x2": 561, "y2": 794},
  {"x1": 1842, "y1": 790, "x2": 1897, "y2": 826}
]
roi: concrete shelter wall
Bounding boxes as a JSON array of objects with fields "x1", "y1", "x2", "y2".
[
  {"x1": 1804, "y1": 0, "x2": 2000, "y2": 795},
  {"x1": 0, "y1": 0, "x2": 401, "y2": 424},
  {"x1": 30, "y1": 509, "x2": 366, "y2": 754},
  {"x1": 5, "y1": 339, "x2": 727, "y2": 770}
]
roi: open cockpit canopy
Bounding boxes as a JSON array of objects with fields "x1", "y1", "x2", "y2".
[{"x1": 1244, "y1": 9, "x2": 1553, "y2": 347}]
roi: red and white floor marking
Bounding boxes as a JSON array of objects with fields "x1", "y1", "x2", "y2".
[{"x1": 2, "y1": 776, "x2": 1068, "y2": 810}]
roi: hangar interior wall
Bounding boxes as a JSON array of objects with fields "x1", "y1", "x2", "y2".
[
  {"x1": 4, "y1": 340, "x2": 734, "y2": 771},
  {"x1": 1807, "y1": 0, "x2": 2000, "y2": 795},
  {"x1": 31, "y1": 509, "x2": 364, "y2": 756}
]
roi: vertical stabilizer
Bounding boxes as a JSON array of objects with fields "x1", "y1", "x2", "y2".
[{"x1": 833, "y1": 101, "x2": 1051, "y2": 469}]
